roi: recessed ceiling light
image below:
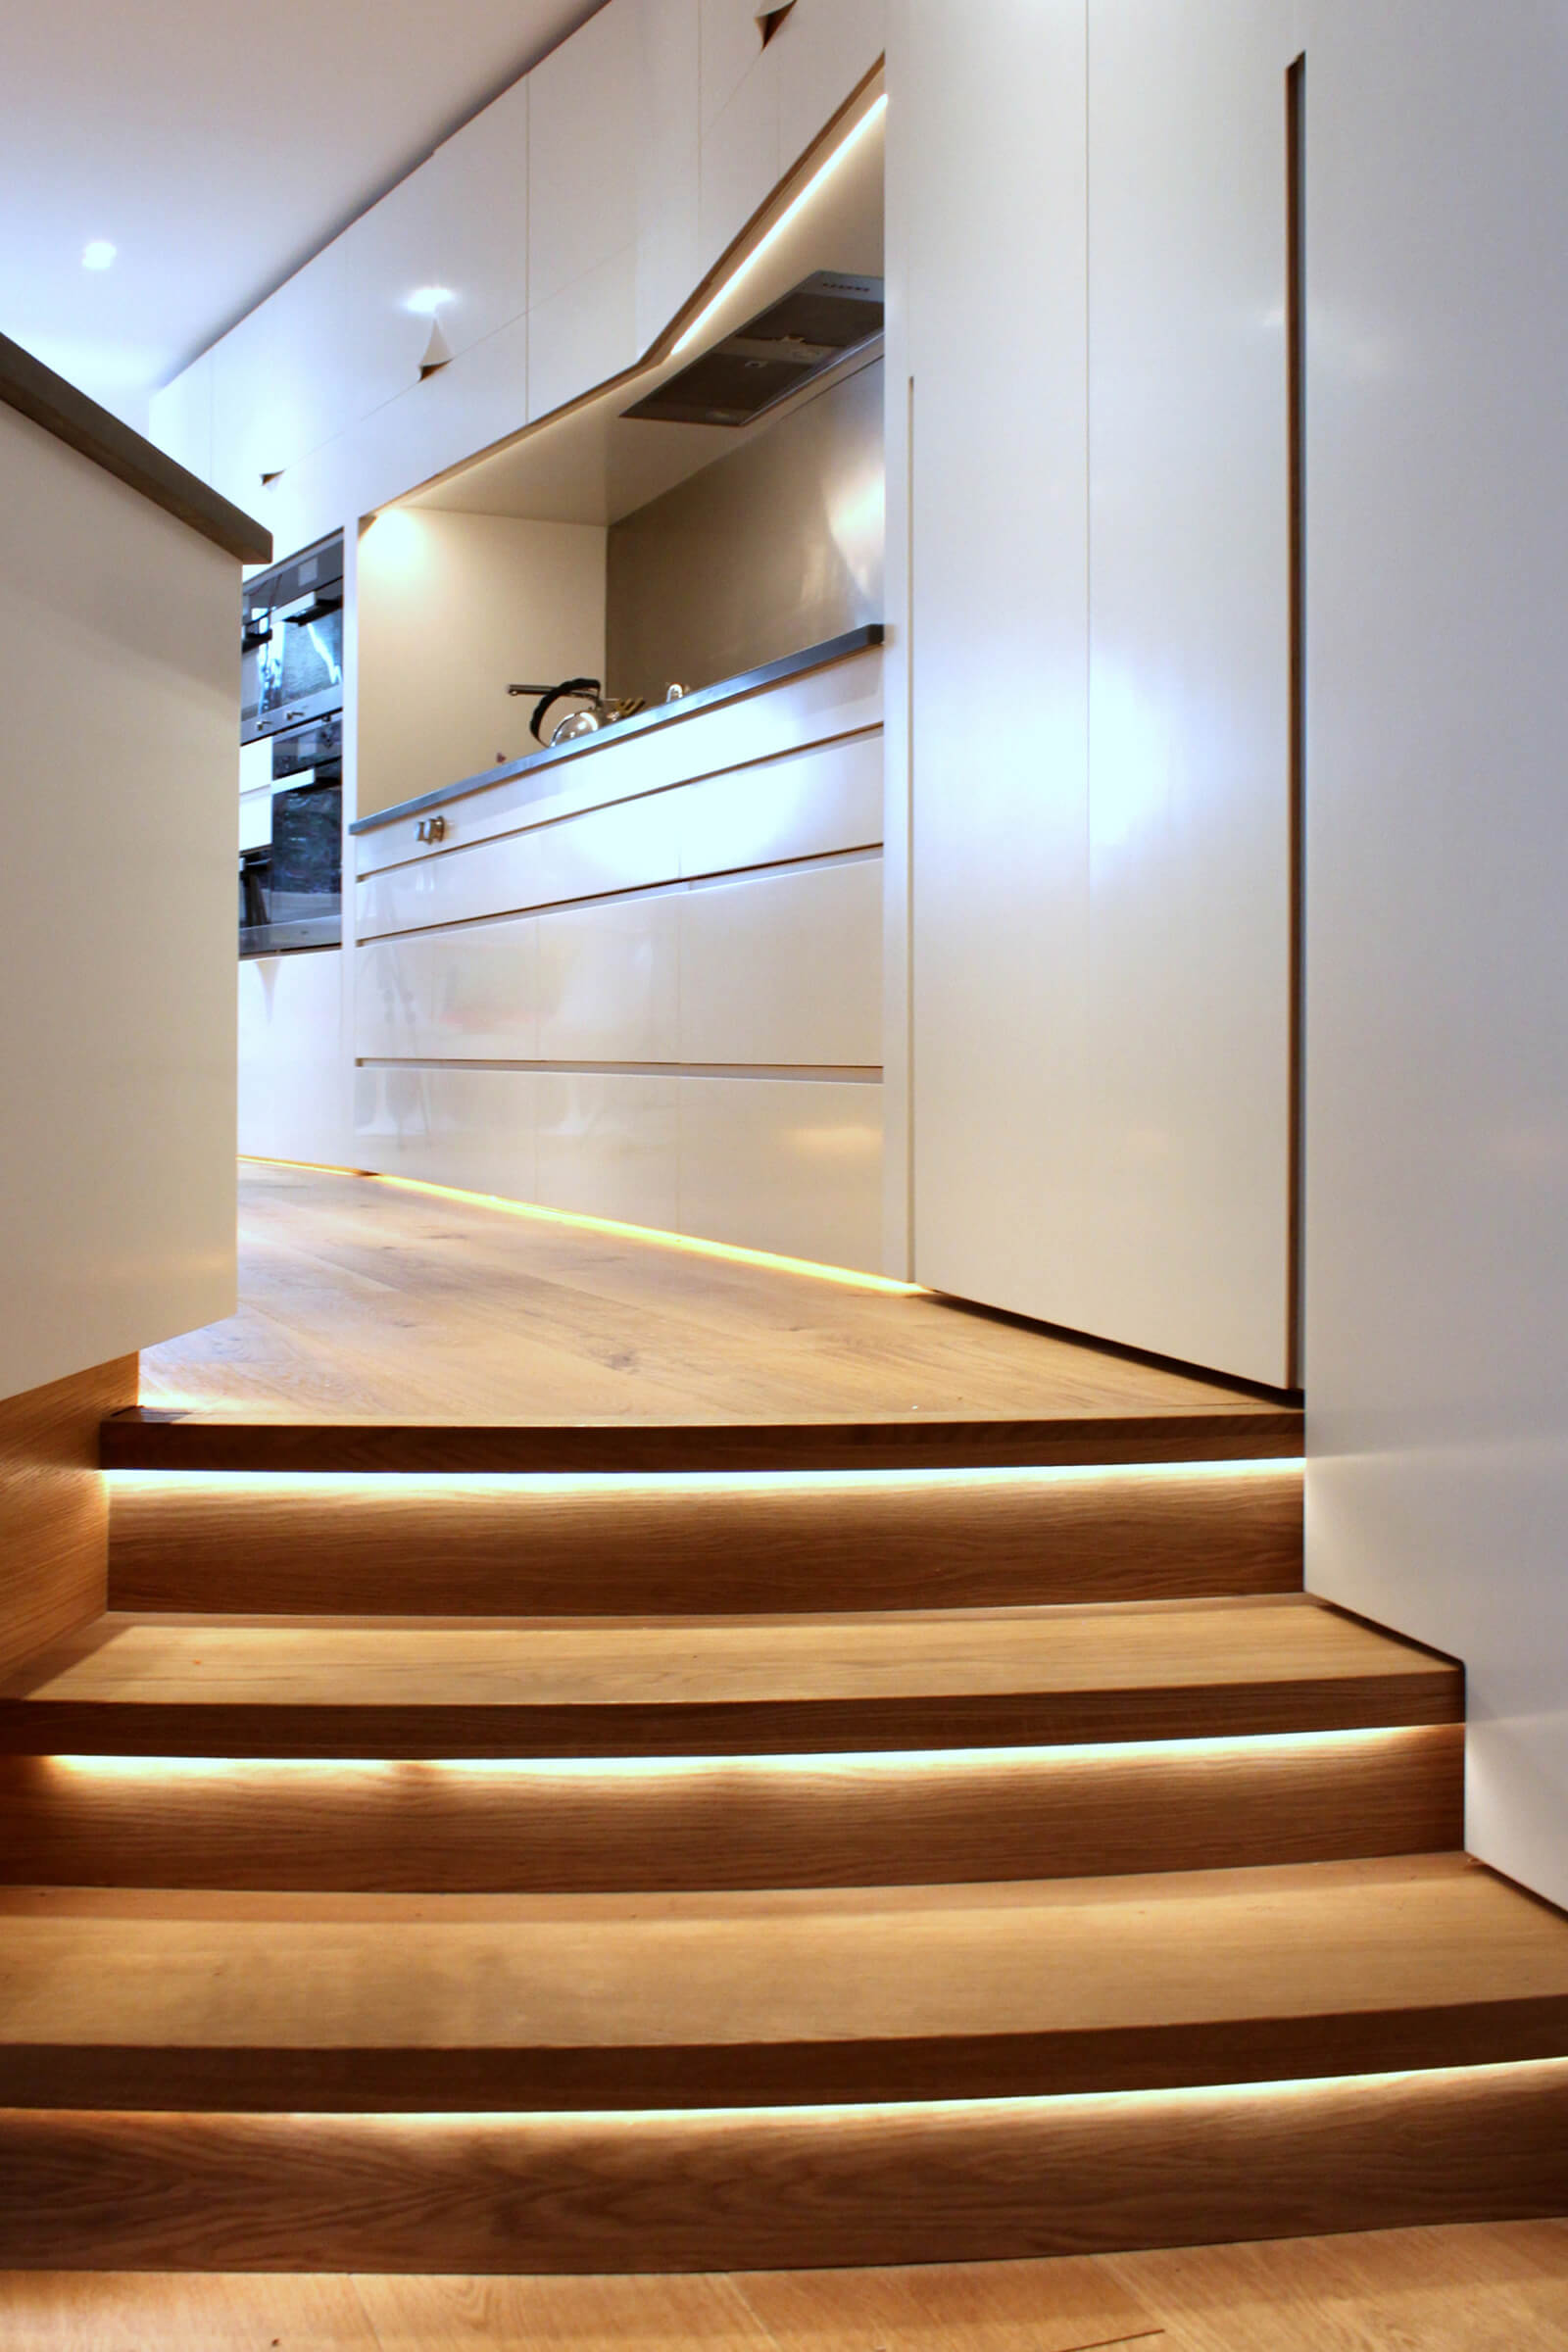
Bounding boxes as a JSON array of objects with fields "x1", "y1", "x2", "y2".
[
  {"x1": 406, "y1": 285, "x2": 453, "y2": 315},
  {"x1": 81, "y1": 240, "x2": 117, "y2": 271}
]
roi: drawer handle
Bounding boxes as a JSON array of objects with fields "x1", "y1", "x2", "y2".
[{"x1": 416, "y1": 815, "x2": 447, "y2": 845}]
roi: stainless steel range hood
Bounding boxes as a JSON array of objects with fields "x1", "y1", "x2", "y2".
[{"x1": 623, "y1": 271, "x2": 884, "y2": 428}]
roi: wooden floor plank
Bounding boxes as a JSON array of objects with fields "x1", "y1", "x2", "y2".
[
  {"x1": 0, "y1": 1856, "x2": 1565, "y2": 2111},
  {"x1": 138, "y1": 1166, "x2": 1294, "y2": 1433},
  {"x1": 0, "y1": 2270, "x2": 380, "y2": 2349},
  {"x1": 1106, "y1": 2219, "x2": 1568, "y2": 2350},
  {"x1": 352, "y1": 2272, "x2": 773, "y2": 2350},
  {"x1": 0, "y1": 1599, "x2": 1459, "y2": 1758},
  {"x1": 6, "y1": 2232, "x2": 1567, "y2": 2347},
  {"x1": 728, "y1": 2257, "x2": 1162, "y2": 2351}
]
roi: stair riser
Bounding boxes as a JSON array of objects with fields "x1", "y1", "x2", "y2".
[
  {"x1": 3, "y1": 2062, "x2": 1563, "y2": 2270},
  {"x1": 0, "y1": 1729, "x2": 1463, "y2": 1891},
  {"x1": 108, "y1": 1467, "x2": 1303, "y2": 1615}
]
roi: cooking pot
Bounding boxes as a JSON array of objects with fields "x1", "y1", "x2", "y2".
[{"x1": 508, "y1": 677, "x2": 645, "y2": 746}]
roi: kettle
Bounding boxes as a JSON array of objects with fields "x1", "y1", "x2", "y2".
[{"x1": 507, "y1": 677, "x2": 645, "y2": 746}]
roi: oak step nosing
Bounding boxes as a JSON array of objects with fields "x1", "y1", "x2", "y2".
[
  {"x1": 3, "y1": 1996, "x2": 1568, "y2": 2114},
  {"x1": 99, "y1": 1406, "x2": 1304, "y2": 1476},
  {"x1": 0, "y1": 1674, "x2": 1462, "y2": 1758}
]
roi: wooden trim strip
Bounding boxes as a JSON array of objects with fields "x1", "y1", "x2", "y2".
[
  {"x1": 99, "y1": 1408, "x2": 1304, "y2": 1475},
  {"x1": 0, "y1": 331, "x2": 271, "y2": 564}
]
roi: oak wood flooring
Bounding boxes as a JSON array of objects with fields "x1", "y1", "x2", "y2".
[
  {"x1": 3, "y1": 2224, "x2": 1566, "y2": 2349},
  {"x1": 3, "y1": 1855, "x2": 1566, "y2": 2112},
  {"x1": 0, "y1": 1596, "x2": 1458, "y2": 1757},
  {"x1": 137, "y1": 1165, "x2": 1294, "y2": 1431}
]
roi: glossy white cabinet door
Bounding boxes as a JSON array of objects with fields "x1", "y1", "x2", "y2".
[
  {"x1": 528, "y1": 0, "x2": 639, "y2": 314},
  {"x1": 896, "y1": 0, "x2": 1094, "y2": 1330},
  {"x1": 534, "y1": 1070, "x2": 680, "y2": 1230},
  {"x1": 1083, "y1": 0, "x2": 1298, "y2": 1386},
  {"x1": 679, "y1": 857, "x2": 883, "y2": 1068},
  {"x1": 209, "y1": 74, "x2": 532, "y2": 512},
  {"x1": 239, "y1": 951, "x2": 351, "y2": 1171},
  {"x1": 678, "y1": 1075, "x2": 883, "y2": 1271},
  {"x1": 635, "y1": 0, "x2": 703, "y2": 350},
  {"x1": 357, "y1": 921, "x2": 542, "y2": 1064},
  {"x1": 526, "y1": 243, "x2": 639, "y2": 422},
  {"x1": 536, "y1": 889, "x2": 682, "y2": 1063},
  {"x1": 773, "y1": 0, "x2": 886, "y2": 166},
  {"x1": 1300, "y1": 1, "x2": 1568, "y2": 1910}
]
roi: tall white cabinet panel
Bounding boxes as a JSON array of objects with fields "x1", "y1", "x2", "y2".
[
  {"x1": 635, "y1": 0, "x2": 703, "y2": 350},
  {"x1": 893, "y1": 0, "x2": 1298, "y2": 1386},
  {"x1": 895, "y1": 0, "x2": 1094, "y2": 1329},
  {"x1": 773, "y1": 0, "x2": 886, "y2": 165},
  {"x1": 528, "y1": 0, "x2": 639, "y2": 311},
  {"x1": 1083, "y1": 0, "x2": 1297, "y2": 1385},
  {"x1": 1301, "y1": 1, "x2": 1568, "y2": 1909}
]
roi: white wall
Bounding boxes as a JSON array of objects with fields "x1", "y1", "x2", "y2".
[
  {"x1": 0, "y1": 405, "x2": 237, "y2": 1402},
  {"x1": 1300, "y1": 3, "x2": 1568, "y2": 1909},
  {"x1": 355, "y1": 509, "x2": 607, "y2": 821},
  {"x1": 887, "y1": 0, "x2": 1297, "y2": 1387}
]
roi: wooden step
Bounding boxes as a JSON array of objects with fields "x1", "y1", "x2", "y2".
[
  {"x1": 0, "y1": 1598, "x2": 1457, "y2": 1760},
  {"x1": 100, "y1": 1405, "x2": 1302, "y2": 1475},
  {"x1": 109, "y1": 1461, "x2": 1302, "y2": 1615},
  {"x1": 0, "y1": 1856, "x2": 1564, "y2": 2113},
  {"x1": 0, "y1": 1728, "x2": 1463, "y2": 1894},
  {"x1": 6, "y1": 2057, "x2": 1566, "y2": 2271}
]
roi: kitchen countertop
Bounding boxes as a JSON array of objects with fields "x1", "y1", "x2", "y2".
[
  {"x1": 0, "y1": 329, "x2": 270, "y2": 564},
  {"x1": 349, "y1": 623, "x2": 885, "y2": 837}
]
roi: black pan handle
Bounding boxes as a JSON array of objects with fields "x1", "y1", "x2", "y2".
[{"x1": 527, "y1": 677, "x2": 602, "y2": 744}]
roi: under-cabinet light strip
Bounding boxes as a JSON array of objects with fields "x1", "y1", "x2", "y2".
[
  {"x1": 671, "y1": 91, "x2": 889, "y2": 358},
  {"x1": 237, "y1": 1154, "x2": 924, "y2": 1294}
]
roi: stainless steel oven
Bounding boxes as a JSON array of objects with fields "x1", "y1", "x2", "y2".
[{"x1": 241, "y1": 531, "x2": 345, "y2": 744}]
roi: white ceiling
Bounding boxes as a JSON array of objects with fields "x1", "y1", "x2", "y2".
[{"x1": 0, "y1": 0, "x2": 608, "y2": 427}]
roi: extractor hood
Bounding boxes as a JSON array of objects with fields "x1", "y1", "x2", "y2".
[{"x1": 623, "y1": 271, "x2": 884, "y2": 428}]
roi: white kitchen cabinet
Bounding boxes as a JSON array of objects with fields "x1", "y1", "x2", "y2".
[
  {"x1": 679, "y1": 858, "x2": 883, "y2": 1069},
  {"x1": 773, "y1": 0, "x2": 886, "y2": 168},
  {"x1": 893, "y1": 0, "x2": 1094, "y2": 1334},
  {"x1": 892, "y1": 0, "x2": 1299, "y2": 1387},
  {"x1": 528, "y1": 0, "x2": 639, "y2": 314},
  {"x1": 699, "y1": 39, "x2": 782, "y2": 268},
  {"x1": 527, "y1": 242, "x2": 639, "y2": 421},
  {"x1": 677, "y1": 1074, "x2": 882, "y2": 1271},
  {"x1": 1082, "y1": 0, "x2": 1298, "y2": 1385},
  {"x1": 635, "y1": 0, "x2": 703, "y2": 350},
  {"x1": 207, "y1": 76, "x2": 531, "y2": 517}
]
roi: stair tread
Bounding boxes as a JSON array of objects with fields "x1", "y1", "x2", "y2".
[
  {"x1": 99, "y1": 1405, "x2": 1303, "y2": 1475},
  {"x1": 0, "y1": 1599, "x2": 1458, "y2": 1755},
  {"x1": 0, "y1": 1855, "x2": 1563, "y2": 2108}
]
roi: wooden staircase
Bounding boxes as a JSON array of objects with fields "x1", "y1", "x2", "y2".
[{"x1": 1, "y1": 1418, "x2": 1565, "y2": 2272}]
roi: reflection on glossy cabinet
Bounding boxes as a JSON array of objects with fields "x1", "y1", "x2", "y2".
[
  {"x1": 536, "y1": 890, "x2": 681, "y2": 1063},
  {"x1": 678, "y1": 1074, "x2": 882, "y2": 1270},
  {"x1": 534, "y1": 1069, "x2": 680, "y2": 1229},
  {"x1": 679, "y1": 858, "x2": 883, "y2": 1068}
]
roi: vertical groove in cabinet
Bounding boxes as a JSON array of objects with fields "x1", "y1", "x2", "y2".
[{"x1": 1286, "y1": 53, "x2": 1306, "y2": 1393}]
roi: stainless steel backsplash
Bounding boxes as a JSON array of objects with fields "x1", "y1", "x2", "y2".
[{"x1": 606, "y1": 357, "x2": 884, "y2": 707}]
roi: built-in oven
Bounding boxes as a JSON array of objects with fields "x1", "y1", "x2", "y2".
[
  {"x1": 241, "y1": 531, "x2": 345, "y2": 744},
  {"x1": 238, "y1": 712, "x2": 343, "y2": 956}
]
